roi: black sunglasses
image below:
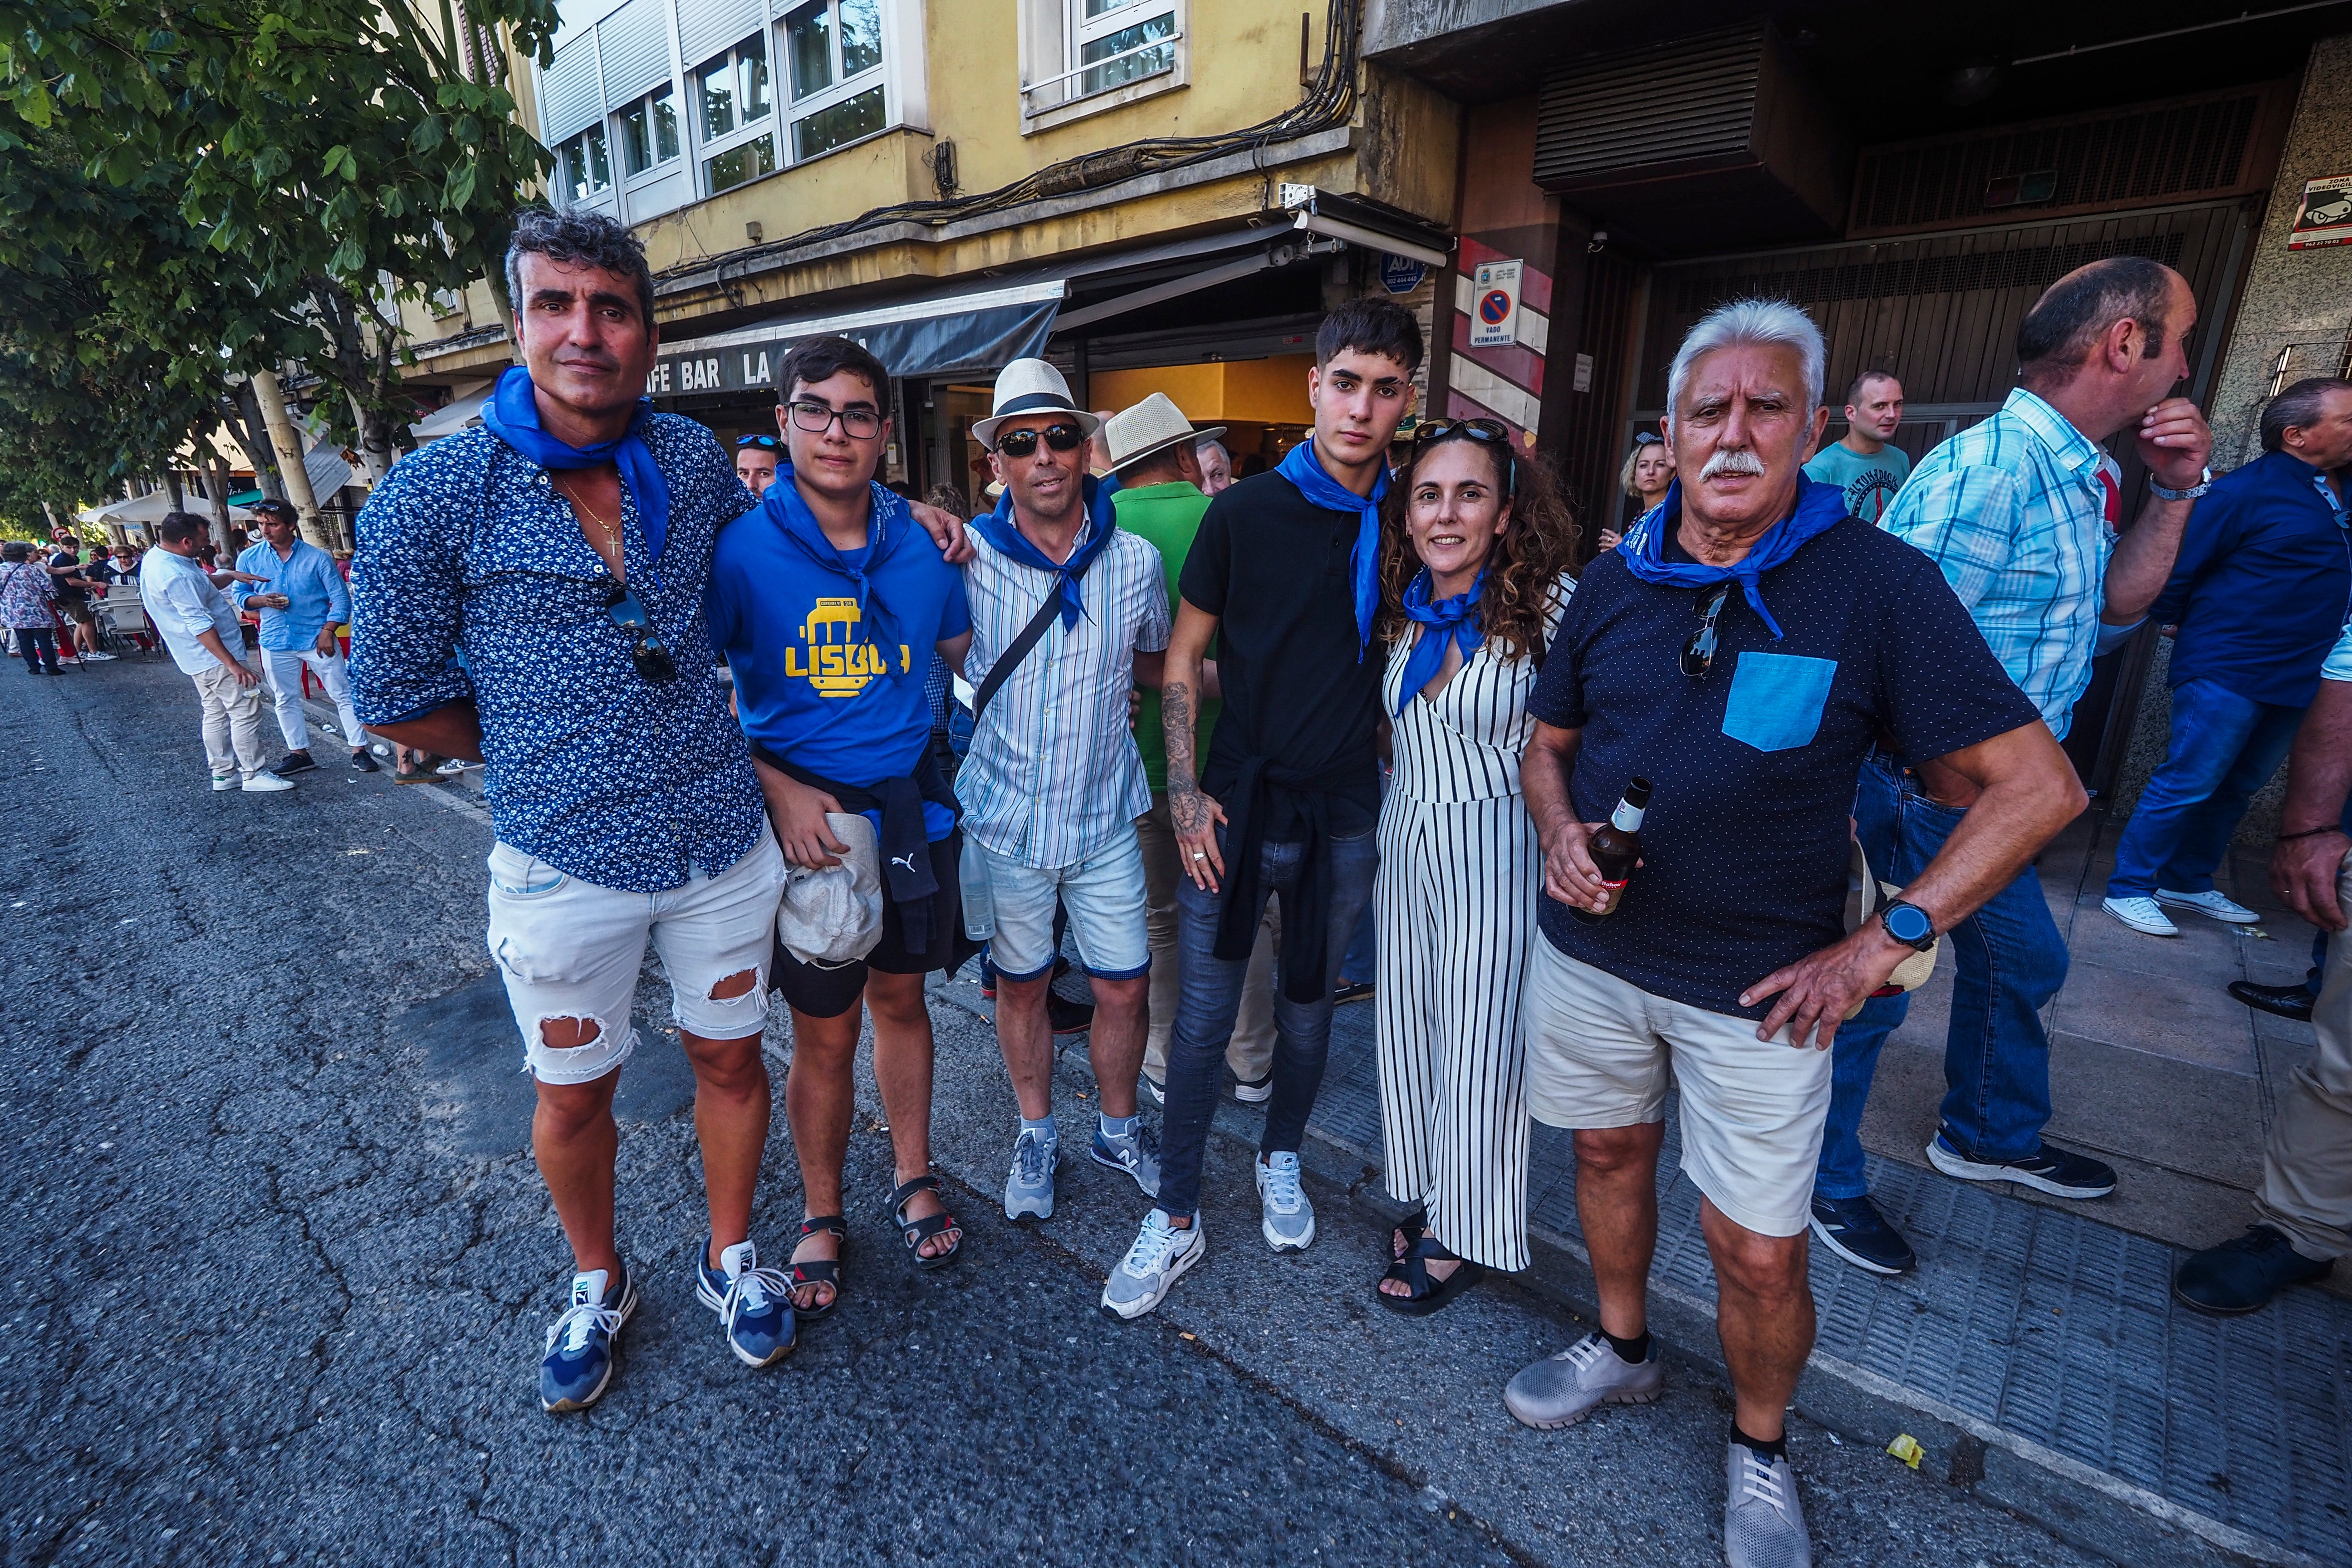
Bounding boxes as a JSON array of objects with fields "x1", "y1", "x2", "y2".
[
  {"x1": 604, "y1": 585, "x2": 678, "y2": 684},
  {"x1": 994, "y1": 421, "x2": 1088, "y2": 458},
  {"x1": 1411, "y1": 417, "x2": 1517, "y2": 495},
  {"x1": 1682, "y1": 583, "x2": 1729, "y2": 677},
  {"x1": 787, "y1": 400, "x2": 882, "y2": 440},
  {"x1": 735, "y1": 434, "x2": 780, "y2": 450},
  {"x1": 1632, "y1": 431, "x2": 1663, "y2": 448}
]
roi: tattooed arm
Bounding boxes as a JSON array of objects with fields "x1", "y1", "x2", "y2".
[{"x1": 1164, "y1": 597, "x2": 1228, "y2": 891}]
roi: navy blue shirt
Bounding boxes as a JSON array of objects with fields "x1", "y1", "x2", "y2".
[
  {"x1": 1527, "y1": 515, "x2": 2040, "y2": 1018},
  {"x1": 2149, "y1": 450, "x2": 2351, "y2": 708},
  {"x1": 706, "y1": 483, "x2": 970, "y2": 839},
  {"x1": 349, "y1": 417, "x2": 767, "y2": 894}
]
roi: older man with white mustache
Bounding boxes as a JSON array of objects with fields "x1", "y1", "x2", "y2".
[{"x1": 1505, "y1": 298, "x2": 2084, "y2": 1568}]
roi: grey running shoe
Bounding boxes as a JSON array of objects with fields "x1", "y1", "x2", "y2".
[
  {"x1": 1504, "y1": 1331, "x2": 1664, "y2": 1430},
  {"x1": 1100, "y1": 1208, "x2": 1205, "y2": 1320},
  {"x1": 1091, "y1": 1121, "x2": 1161, "y2": 1198},
  {"x1": 1004, "y1": 1128, "x2": 1058, "y2": 1221},
  {"x1": 1725, "y1": 1441, "x2": 1811, "y2": 1568},
  {"x1": 1254, "y1": 1151, "x2": 1315, "y2": 1251}
]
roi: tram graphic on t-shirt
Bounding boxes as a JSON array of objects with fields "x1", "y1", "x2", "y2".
[
  {"x1": 1803, "y1": 442, "x2": 1913, "y2": 525},
  {"x1": 787, "y1": 596, "x2": 911, "y2": 697}
]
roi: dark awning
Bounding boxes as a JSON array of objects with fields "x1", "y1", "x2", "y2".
[{"x1": 650, "y1": 279, "x2": 1064, "y2": 398}]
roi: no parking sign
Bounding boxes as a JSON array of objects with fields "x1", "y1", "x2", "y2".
[{"x1": 1469, "y1": 259, "x2": 1522, "y2": 348}]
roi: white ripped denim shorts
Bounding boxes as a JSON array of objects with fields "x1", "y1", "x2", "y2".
[{"x1": 485, "y1": 826, "x2": 787, "y2": 1085}]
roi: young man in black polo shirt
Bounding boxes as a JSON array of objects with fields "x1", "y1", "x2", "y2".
[
  {"x1": 1500, "y1": 299, "x2": 2084, "y2": 1568},
  {"x1": 1102, "y1": 297, "x2": 1418, "y2": 1320}
]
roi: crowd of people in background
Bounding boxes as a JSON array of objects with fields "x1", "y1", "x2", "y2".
[{"x1": 19, "y1": 199, "x2": 2350, "y2": 1568}]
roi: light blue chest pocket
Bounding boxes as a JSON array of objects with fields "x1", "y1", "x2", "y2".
[{"x1": 1722, "y1": 652, "x2": 1838, "y2": 753}]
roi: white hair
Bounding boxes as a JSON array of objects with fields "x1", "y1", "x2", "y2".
[
  {"x1": 1667, "y1": 298, "x2": 1825, "y2": 417},
  {"x1": 1195, "y1": 437, "x2": 1229, "y2": 462}
]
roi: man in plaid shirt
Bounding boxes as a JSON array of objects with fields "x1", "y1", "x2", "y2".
[{"x1": 1808, "y1": 257, "x2": 2214, "y2": 1278}]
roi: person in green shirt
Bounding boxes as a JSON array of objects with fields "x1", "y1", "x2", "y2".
[
  {"x1": 1803, "y1": 370, "x2": 1911, "y2": 523},
  {"x1": 1104, "y1": 394, "x2": 1281, "y2": 1104}
]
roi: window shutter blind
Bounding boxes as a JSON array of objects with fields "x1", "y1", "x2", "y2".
[
  {"x1": 538, "y1": 34, "x2": 606, "y2": 143},
  {"x1": 678, "y1": 0, "x2": 763, "y2": 72},
  {"x1": 598, "y1": 0, "x2": 675, "y2": 107}
]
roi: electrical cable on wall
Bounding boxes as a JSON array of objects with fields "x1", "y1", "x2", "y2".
[{"x1": 654, "y1": 0, "x2": 1363, "y2": 290}]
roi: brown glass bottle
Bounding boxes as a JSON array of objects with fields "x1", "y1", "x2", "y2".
[{"x1": 1572, "y1": 777, "x2": 1651, "y2": 922}]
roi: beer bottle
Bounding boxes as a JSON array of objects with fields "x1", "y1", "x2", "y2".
[{"x1": 1573, "y1": 777, "x2": 1651, "y2": 921}]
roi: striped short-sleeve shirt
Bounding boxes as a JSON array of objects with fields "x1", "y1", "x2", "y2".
[
  {"x1": 955, "y1": 522, "x2": 1171, "y2": 868},
  {"x1": 1878, "y1": 387, "x2": 2119, "y2": 739}
]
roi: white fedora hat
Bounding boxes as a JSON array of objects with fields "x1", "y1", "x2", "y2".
[
  {"x1": 1104, "y1": 392, "x2": 1226, "y2": 475},
  {"x1": 971, "y1": 358, "x2": 1100, "y2": 448}
]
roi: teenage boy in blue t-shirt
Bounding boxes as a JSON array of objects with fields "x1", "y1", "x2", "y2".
[{"x1": 706, "y1": 336, "x2": 975, "y2": 1315}]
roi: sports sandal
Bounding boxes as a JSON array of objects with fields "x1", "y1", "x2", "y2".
[
  {"x1": 1391, "y1": 1208, "x2": 1429, "y2": 1261},
  {"x1": 886, "y1": 1174, "x2": 963, "y2": 1271},
  {"x1": 788, "y1": 1215, "x2": 847, "y2": 1323},
  {"x1": 1378, "y1": 1233, "x2": 1484, "y2": 1317}
]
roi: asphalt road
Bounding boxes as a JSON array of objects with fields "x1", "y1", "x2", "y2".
[{"x1": 0, "y1": 652, "x2": 2106, "y2": 1567}]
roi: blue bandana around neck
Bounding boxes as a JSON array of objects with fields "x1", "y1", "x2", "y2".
[
  {"x1": 479, "y1": 365, "x2": 672, "y2": 565},
  {"x1": 1394, "y1": 568, "x2": 1485, "y2": 715},
  {"x1": 1276, "y1": 438, "x2": 1385, "y2": 660},
  {"x1": 759, "y1": 464, "x2": 915, "y2": 675},
  {"x1": 971, "y1": 474, "x2": 1120, "y2": 628},
  {"x1": 1615, "y1": 477, "x2": 1846, "y2": 640}
]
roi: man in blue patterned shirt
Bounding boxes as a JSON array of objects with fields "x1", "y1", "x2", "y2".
[
  {"x1": 350, "y1": 210, "x2": 969, "y2": 1413},
  {"x1": 1809, "y1": 257, "x2": 2215, "y2": 1280}
]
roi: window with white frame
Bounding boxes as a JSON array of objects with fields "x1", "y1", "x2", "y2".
[
  {"x1": 619, "y1": 83, "x2": 681, "y2": 178},
  {"x1": 782, "y1": 0, "x2": 887, "y2": 161},
  {"x1": 694, "y1": 32, "x2": 775, "y2": 193},
  {"x1": 1023, "y1": 0, "x2": 1182, "y2": 121},
  {"x1": 559, "y1": 122, "x2": 613, "y2": 203}
]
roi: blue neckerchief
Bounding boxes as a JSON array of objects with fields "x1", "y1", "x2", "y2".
[
  {"x1": 971, "y1": 475, "x2": 1119, "y2": 628},
  {"x1": 479, "y1": 365, "x2": 672, "y2": 565},
  {"x1": 1615, "y1": 477, "x2": 1846, "y2": 640},
  {"x1": 1394, "y1": 568, "x2": 1484, "y2": 715},
  {"x1": 759, "y1": 464, "x2": 913, "y2": 675},
  {"x1": 1276, "y1": 437, "x2": 1385, "y2": 660}
]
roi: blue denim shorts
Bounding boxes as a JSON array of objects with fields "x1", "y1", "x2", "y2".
[{"x1": 959, "y1": 818, "x2": 1151, "y2": 981}]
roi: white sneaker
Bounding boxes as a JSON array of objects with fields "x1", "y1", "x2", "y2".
[
  {"x1": 211, "y1": 773, "x2": 237, "y2": 792},
  {"x1": 80, "y1": 649, "x2": 115, "y2": 662},
  {"x1": 241, "y1": 773, "x2": 296, "y2": 793},
  {"x1": 2101, "y1": 896, "x2": 2176, "y2": 937},
  {"x1": 1254, "y1": 1151, "x2": 1316, "y2": 1251},
  {"x1": 1232, "y1": 1069, "x2": 1273, "y2": 1105},
  {"x1": 1100, "y1": 1209, "x2": 1205, "y2": 1320},
  {"x1": 2156, "y1": 888, "x2": 2260, "y2": 924}
]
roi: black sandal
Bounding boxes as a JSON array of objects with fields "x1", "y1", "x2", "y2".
[
  {"x1": 1390, "y1": 1209, "x2": 1429, "y2": 1261},
  {"x1": 788, "y1": 1215, "x2": 846, "y2": 1322},
  {"x1": 885, "y1": 1174, "x2": 963, "y2": 1271},
  {"x1": 1378, "y1": 1234, "x2": 1483, "y2": 1317}
]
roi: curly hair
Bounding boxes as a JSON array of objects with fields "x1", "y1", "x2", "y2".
[{"x1": 1376, "y1": 432, "x2": 1578, "y2": 662}]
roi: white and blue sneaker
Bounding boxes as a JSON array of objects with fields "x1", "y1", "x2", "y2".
[
  {"x1": 1101, "y1": 1209, "x2": 1206, "y2": 1320},
  {"x1": 539, "y1": 1264, "x2": 637, "y2": 1414},
  {"x1": 1005, "y1": 1127, "x2": 1059, "y2": 1221},
  {"x1": 1091, "y1": 1120, "x2": 1161, "y2": 1198},
  {"x1": 694, "y1": 1238, "x2": 795, "y2": 1368},
  {"x1": 1254, "y1": 1151, "x2": 1316, "y2": 1251}
]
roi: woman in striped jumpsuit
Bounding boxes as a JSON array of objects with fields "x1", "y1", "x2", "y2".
[{"x1": 1373, "y1": 421, "x2": 1578, "y2": 1313}]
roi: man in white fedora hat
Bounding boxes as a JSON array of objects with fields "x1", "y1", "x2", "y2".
[
  {"x1": 956, "y1": 358, "x2": 1172, "y2": 1228},
  {"x1": 1101, "y1": 395, "x2": 1283, "y2": 1117}
]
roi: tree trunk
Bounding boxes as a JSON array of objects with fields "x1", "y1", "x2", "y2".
[
  {"x1": 225, "y1": 383, "x2": 287, "y2": 503},
  {"x1": 165, "y1": 470, "x2": 184, "y2": 509},
  {"x1": 251, "y1": 368, "x2": 333, "y2": 549},
  {"x1": 200, "y1": 451, "x2": 236, "y2": 556},
  {"x1": 347, "y1": 389, "x2": 394, "y2": 488}
]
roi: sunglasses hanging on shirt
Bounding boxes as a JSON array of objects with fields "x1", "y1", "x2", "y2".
[
  {"x1": 1682, "y1": 583, "x2": 1730, "y2": 677},
  {"x1": 604, "y1": 584, "x2": 678, "y2": 684}
]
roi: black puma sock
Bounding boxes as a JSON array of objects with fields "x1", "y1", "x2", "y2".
[
  {"x1": 1731, "y1": 1421, "x2": 1787, "y2": 1462},
  {"x1": 1604, "y1": 1328, "x2": 1651, "y2": 1364}
]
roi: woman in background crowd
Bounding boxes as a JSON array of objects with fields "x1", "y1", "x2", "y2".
[{"x1": 1602, "y1": 431, "x2": 1673, "y2": 552}]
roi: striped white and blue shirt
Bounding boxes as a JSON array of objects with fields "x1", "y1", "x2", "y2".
[
  {"x1": 955, "y1": 521, "x2": 1171, "y2": 868},
  {"x1": 1879, "y1": 387, "x2": 2122, "y2": 740}
]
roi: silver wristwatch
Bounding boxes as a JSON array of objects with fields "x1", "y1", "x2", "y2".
[{"x1": 2149, "y1": 467, "x2": 2213, "y2": 503}]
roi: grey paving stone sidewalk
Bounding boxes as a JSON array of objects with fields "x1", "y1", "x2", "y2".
[{"x1": 1300, "y1": 804, "x2": 2352, "y2": 1567}]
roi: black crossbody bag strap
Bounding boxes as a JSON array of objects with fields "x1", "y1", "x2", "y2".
[{"x1": 970, "y1": 588, "x2": 1067, "y2": 725}]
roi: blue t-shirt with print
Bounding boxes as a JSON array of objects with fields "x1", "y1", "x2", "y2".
[
  {"x1": 1803, "y1": 441, "x2": 1911, "y2": 524},
  {"x1": 706, "y1": 483, "x2": 970, "y2": 835},
  {"x1": 1528, "y1": 514, "x2": 2039, "y2": 1018}
]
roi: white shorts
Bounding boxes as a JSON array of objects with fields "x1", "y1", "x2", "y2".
[
  {"x1": 486, "y1": 827, "x2": 787, "y2": 1085},
  {"x1": 1522, "y1": 940, "x2": 1833, "y2": 1238},
  {"x1": 960, "y1": 819, "x2": 1151, "y2": 983}
]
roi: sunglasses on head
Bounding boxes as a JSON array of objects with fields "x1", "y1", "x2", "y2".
[
  {"x1": 604, "y1": 584, "x2": 677, "y2": 685},
  {"x1": 1632, "y1": 431, "x2": 1663, "y2": 447},
  {"x1": 1411, "y1": 417, "x2": 1517, "y2": 495},
  {"x1": 735, "y1": 434, "x2": 779, "y2": 450},
  {"x1": 993, "y1": 421, "x2": 1088, "y2": 458}
]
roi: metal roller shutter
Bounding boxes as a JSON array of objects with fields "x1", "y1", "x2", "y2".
[
  {"x1": 598, "y1": 0, "x2": 674, "y2": 108},
  {"x1": 677, "y1": 0, "x2": 762, "y2": 73},
  {"x1": 538, "y1": 34, "x2": 605, "y2": 144},
  {"x1": 1533, "y1": 28, "x2": 1763, "y2": 186}
]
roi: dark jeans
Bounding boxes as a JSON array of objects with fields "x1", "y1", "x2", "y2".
[
  {"x1": 12, "y1": 626, "x2": 58, "y2": 674},
  {"x1": 1818, "y1": 751, "x2": 2070, "y2": 1200},
  {"x1": 1156, "y1": 824, "x2": 1379, "y2": 1220},
  {"x1": 2106, "y1": 678, "x2": 2305, "y2": 900}
]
